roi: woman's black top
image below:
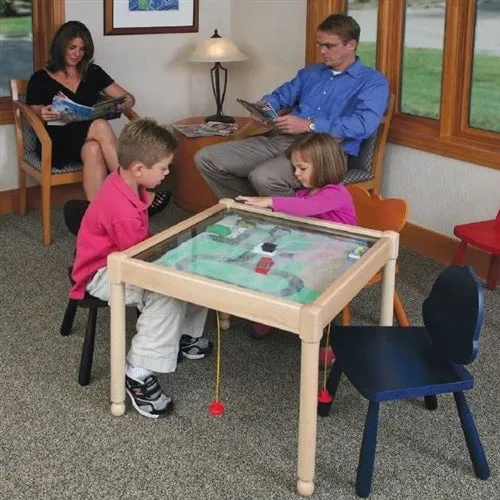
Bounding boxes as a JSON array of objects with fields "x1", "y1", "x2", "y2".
[{"x1": 26, "y1": 64, "x2": 114, "y2": 165}]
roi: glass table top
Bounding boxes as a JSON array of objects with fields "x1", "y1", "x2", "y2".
[{"x1": 135, "y1": 208, "x2": 377, "y2": 304}]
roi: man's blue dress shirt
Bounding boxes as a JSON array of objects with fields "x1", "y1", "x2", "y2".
[{"x1": 262, "y1": 57, "x2": 389, "y2": 156}]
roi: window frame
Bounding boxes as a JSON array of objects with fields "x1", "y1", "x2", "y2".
[
  {"x1": 0, "y1": 0, "x2": 65, "y2": 125},
  {"x1": 306, "y1": 0, "x2": 500, "y2": 170}
]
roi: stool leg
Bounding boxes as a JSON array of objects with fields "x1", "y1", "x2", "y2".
[
  {"x1": 393, "y1": 292, "x2": 409, "y2": 327},
  {"x1": 60, "y1": 299, "x2": 78, "y2": 336},
  {"x1": 356, "y1": 401, "x2": 380, "y2": 498},
  {"x1": 341, "y1": 305, "x2": 352, "y2": 326},
  {"x1": 453, "y1": 241, "x2": 467, "y2": 265},
  {"x1": 79, "y1": 307, "x2": 98, "y2": 386},
  {"x1": 486, "y1": 254, "x2": 498, "y2": 290}
]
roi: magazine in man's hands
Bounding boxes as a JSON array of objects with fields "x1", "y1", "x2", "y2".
[
  {"x1": 48, "y1": 92, "x2": 126, "y2": 126},
  {"x1": 236, "y1": 98, "x2": 278, "y2": 125}
]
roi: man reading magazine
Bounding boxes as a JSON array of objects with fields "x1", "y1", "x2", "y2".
[{"x1": 195, "y1": 14, "x2": 389, "y2": 200}]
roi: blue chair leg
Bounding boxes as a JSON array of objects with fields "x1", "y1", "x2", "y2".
[
  {"x1": 356, "y1": 401, "x2": 380, "y2": 498},
  {"x1": 424, "y1": 395, "x2": 438, "y2": 410},
  {"x1": 318, "y1": 362, "x2": 342, "y2": 417},
  {"x1": 79, "y1": 307, "x2": 98, "y2": 386},
  {"x1": 454, "y1": 392, "x2": 490, "y2": 480}
]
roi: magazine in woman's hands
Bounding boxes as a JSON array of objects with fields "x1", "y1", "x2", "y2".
[
  {"x1": 236, "y1": 98, "x2": 278, "y2": 125},
  {"x1": 48, "y1": 92, "x2": 126, "y2": 126}
]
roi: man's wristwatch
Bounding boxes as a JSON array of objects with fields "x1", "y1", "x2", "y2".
[{"x1": 308, "y1": 120, "x2": 315, "y2": 131}]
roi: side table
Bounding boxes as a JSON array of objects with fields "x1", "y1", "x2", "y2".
[{"x1": 171, "y1": 116, "x2": 252, "y2": 213}]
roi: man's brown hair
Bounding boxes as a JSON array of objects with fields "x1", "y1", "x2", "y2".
[
  {"x1": 318, "y1": 14, "x2": 361, "y2": 44},
  {"x1": 286, "y1": 132, "x2": 347, "y2": 187},
  {"x1": 118, "y1": 118, "x2": 178, "y2": 169}
]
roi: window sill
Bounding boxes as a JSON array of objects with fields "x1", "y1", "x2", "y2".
[{"x1": 389, "y1": 116, "x2": 500, "y2": 171}]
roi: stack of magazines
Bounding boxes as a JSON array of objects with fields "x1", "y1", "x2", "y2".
[
  {"x1": 48, "y1": 92, "x2": 126, "y2": 126},
  {"x1": 173, "y1": 121, "x2": 241, "y2": 138}
]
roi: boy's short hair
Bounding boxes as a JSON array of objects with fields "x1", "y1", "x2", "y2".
[
  {"x1": 286, "y1": 132, "x2": 347, "y2": 187},
  {"x1": 118, "y1": 118, "x2": 178, "y2": 169}
]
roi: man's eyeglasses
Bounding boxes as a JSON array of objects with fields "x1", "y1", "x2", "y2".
[{"x1": 315, "y1": 41, "x2": 348, "y2": 50}]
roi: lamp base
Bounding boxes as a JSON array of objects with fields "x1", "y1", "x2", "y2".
[{"x1": 205, "y1": 114, "x2": 235, "y2": 124}]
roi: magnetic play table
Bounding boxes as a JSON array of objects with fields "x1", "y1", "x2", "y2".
[{"x1": 107, "y1": 199, "x2": 399, "y2": 496}]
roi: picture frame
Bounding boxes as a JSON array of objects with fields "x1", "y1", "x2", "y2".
[{"x1": 104, "y1": 0, "x2": 199, "y2": 36}]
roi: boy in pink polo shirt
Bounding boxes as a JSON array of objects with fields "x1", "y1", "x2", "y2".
[{"x1": 71, "y1": 118, "x2": 210, "y2": 419}]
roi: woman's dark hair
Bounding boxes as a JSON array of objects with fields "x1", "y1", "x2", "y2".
[{"x1": 46, "y1": 21, "x2": 94, "y2": 75}]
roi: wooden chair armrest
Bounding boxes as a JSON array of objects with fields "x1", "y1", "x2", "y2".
[
  {"x1": 123, "y1": 108, "x2": 140, "y2": 120},
  {"x1": 233, "y1": 107, "x2": 293, "y2": 140},
  {"x1": 13, "y1": 100, "x2": 51, "y2": 146},
  {"x1": 13, "y1": 101, "x2": 53, "y2": 172},
  {"x1": 233, "y1": 120, "x2": 271, "y2": 140}
]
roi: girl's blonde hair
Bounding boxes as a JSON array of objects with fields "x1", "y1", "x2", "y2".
[{"x1": 285, "y1": 132, "x2": 347, "y2": 187}]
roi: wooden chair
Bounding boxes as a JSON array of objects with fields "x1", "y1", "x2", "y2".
[
  {"x1": 233, "y1": 94, "x2": 396, "y2": 195},
  {"x1": 320, "y1": 266, "x2": 490, "y2": 497},
  {"x1": 342, "y1": 185, "x2": 409, "y2": 327},
  {"x1": 10, "y1": 78, "x2": 140, "y2": 246}
]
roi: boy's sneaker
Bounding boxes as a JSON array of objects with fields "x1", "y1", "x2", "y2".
[
  {"x1": 180, "y1": 335, "x2": 213, "y2": 360},
  {"x1": 125, "y1": 374, "x2": 173, "y2": 419}
]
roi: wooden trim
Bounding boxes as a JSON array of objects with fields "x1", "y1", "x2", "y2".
[
  {"x1": 0, "y1": 184, "x2": 84, "y2": 215},
  {"x1": 0, "y1": 0, "x2": 65, "y2": 125},
  {"x1": 400, "y1": 221, "x2": 490, "y2": 281}
]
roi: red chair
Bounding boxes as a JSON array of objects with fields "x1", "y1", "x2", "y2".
[{"x1": 453, "y1": 209, "x2": 500, "y2": 290}]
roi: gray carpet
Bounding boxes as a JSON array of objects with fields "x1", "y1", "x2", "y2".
[{"x1": 0, "y1": 204, "x2": 498, "y2": 500}]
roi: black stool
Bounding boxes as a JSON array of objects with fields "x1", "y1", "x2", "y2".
[
  {"x1": 60, "y1": 200, "x2": 106, "y2": 386},
  {"x1": 60, "y1": 291, "x2": 108, "y2": 386}
]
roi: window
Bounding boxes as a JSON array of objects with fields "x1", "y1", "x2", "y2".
[
  {"x1": 346, "y1": 0, "x2": 377, "y2": 70},
  {"x1": 400, "y1": 4, "x2": 445, "y2": 119},
  {"x1": 0, "y1": 1, "x2": 34, "y2": 98},
  {"x1": 469, "y1": 1, "x2": 500, "y2": 133},
  {"x1": 306, "y1": 0, "x2": 500, "y2": 170},
  {"x1": 0, "y1": 0, "x2": 65, "y2": 124}
]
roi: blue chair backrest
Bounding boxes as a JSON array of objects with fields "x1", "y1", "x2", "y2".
[{"x1": 422, "y1": 266, "x2": 484, "y2": 365}]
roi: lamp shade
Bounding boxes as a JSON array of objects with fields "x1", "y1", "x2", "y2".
[{"x1": 187, "y1": 29, "x2": 247, "y2": 63}]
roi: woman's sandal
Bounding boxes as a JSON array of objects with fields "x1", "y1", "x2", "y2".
[{"x1": 148, "y1": 189, "x2": 172, "y2": 217}]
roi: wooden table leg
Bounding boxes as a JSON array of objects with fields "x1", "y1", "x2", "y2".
[
  {"x1": 296, "y1": 335, "x2": 321, "y2": 496},
  {"x1": 218, "y1": 312, "x2": 231, "y2": 330},
  {"x1": 110, "y1": 281, "x2": 126, "y2": 417},
  {"x1": 380, "y1": 258, "x2": 396, "y2": 326}
]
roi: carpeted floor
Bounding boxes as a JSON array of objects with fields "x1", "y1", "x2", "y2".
[{"x1": 0, "y1": 203, "x2": 498, "y2": 500}]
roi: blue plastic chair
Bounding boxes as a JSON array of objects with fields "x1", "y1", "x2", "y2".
[{"x1": 320, "y1": 266, "x2": 490, "y2": 497}]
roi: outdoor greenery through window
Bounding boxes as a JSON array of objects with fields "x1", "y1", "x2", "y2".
[
  {"x1": 346, "y1": 0, "x2": 377, "y2": 70},
  {"x1": 469, "y1": 1, "x2": 500, "y2": 133},
  {"x1": 0, "y1": 0, "x2": 33, "y2": 97},
  {"x1": 401, "y1": 1, "x2": 445, "y2": 119}
]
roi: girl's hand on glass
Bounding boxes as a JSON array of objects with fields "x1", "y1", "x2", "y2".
[{"x1": 235, "y1": 196, "x2": 273, "y2": 208}]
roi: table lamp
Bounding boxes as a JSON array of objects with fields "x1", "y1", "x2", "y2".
[{"x1": 188, "y1": 29, "x2": 247, "y2": 123}]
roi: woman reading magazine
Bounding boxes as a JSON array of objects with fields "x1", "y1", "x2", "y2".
[{"x1": 26, "y1": 21, "x2": 170, "y2": 214}]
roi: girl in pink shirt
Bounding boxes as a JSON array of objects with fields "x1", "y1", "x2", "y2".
[
  {"x1": 237, "y1": 132, "x2": 357, "y2": 366},
  {"x1": 236, "y1": 132, "x2": 356, "y2": 225}
]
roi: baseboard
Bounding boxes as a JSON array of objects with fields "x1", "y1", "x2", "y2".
[
  {"x1": 401, "y1": 222, "x2": 490, "y2": 280},
  {"x1": 0, "y1": 184, "x2": 85, "y2": 215}
]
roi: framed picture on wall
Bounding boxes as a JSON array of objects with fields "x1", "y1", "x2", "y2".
[{"x1": 104, "y1": 0, "x2": 199, "y2": 35}]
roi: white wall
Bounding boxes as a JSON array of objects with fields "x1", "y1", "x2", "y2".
[{"x1": 1, "y1": 0, "x2": 499, "y2": 238}]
